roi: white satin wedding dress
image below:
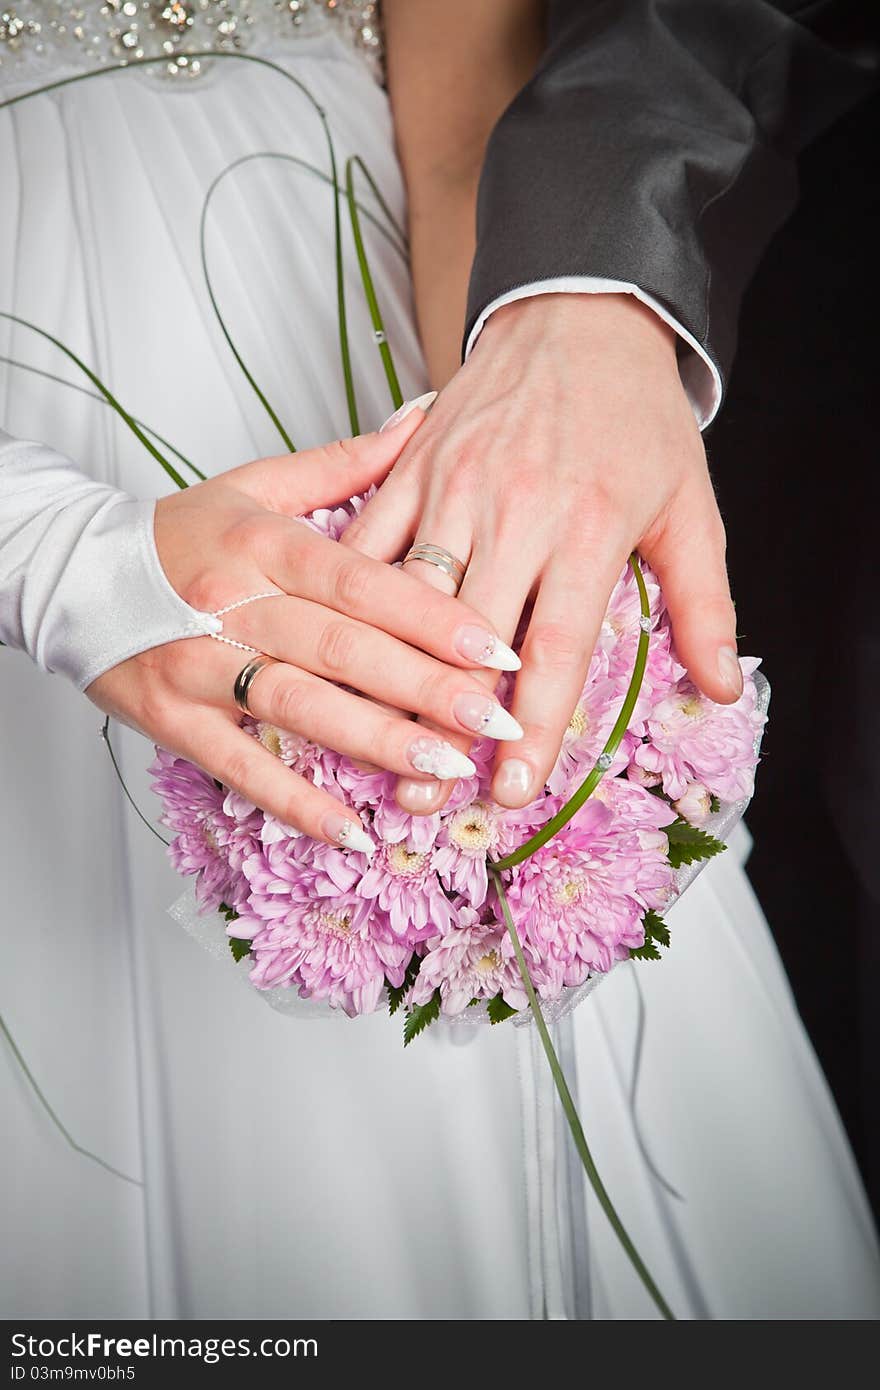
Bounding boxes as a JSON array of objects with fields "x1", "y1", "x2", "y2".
[{"x1": 1, "y1": 2, "x2": 878, "y2": 1321}]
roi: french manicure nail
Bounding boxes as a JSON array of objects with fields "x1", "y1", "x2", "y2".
[
  {"x1": 408, "y1": 736, "x2": 476, "y2": 781},
  {"x1": 378, "y1": 391, "x2": 438, "y2": 433},
  {"x1": 494, "y1": 758, "x2": 533, "y2": 806},
  {"x1": 717, "y1": 645, "x2": 743, "y2": 697},
  {"x1": 322, "y1": 810, "x2": 375, "y2": 857},
  {"x1": 453, "y1": 624, "x2": 521, "y2": 671},
  {"x1": 395, "y1": 778, "x2": 445, "y2": 813},
  {"x1": 452, "y1": 692, "x2": 524, "y2": 741}
]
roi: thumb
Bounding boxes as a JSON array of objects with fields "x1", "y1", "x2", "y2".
[
  {"x1": 226, "y1": 392, "x2": 437, "y2": 518},
  {"x1": 641, "y1": 483, "x2": 742, "y2": 704}
]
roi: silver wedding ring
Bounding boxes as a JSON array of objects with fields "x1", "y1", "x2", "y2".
[
  {"x1": 233, "y1": 655, "x2": 277, "y2": 715},
  {"x1": 403, "y1": 543, "x2": 467, "y2": 591}
]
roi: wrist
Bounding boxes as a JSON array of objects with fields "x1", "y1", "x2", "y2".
[{"x1": 477, "y1": 289, "x2": 679, "y2": 370}]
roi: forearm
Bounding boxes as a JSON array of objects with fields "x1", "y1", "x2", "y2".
[{"x1": 384, "y1": 0, "x2": 543, "y2": 385}]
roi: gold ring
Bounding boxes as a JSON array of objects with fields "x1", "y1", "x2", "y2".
[
  {"x1": 233, "y1": 655, "x2": 277, "y2": 715},
  {"x1": 403, "y1": 543, "x2": 467, "y2": 590}
]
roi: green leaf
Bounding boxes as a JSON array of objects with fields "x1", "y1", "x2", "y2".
[
  {"x1": 629, "y1": 940, "x2": 662, "y2": 962},
  {"x1": 387, "y1": 953, "x2": 421, "y2": 1016},
  {"x1": 403, "y1": 990, "x2": 441, "y2": 1046},
  {"x1": 709, "y1": 795, "x2": 721, "y2": 815},
  {"x1": 218, "y1": 901, "x2": 240, "y2": 924},
  {"x1": 487, "y1": 995, "x2": 518, "y2": 1025},
  {"x1": 228, "y1": 937, "x2": 251, "y2": 963},
  {"x1": 642, "y1": 910, "x2": 670, "y2": 948},
  {"x1": 664, "y1": 818, "x2": 726, "y2": 869}
]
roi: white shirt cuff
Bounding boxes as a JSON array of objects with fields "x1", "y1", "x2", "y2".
[{"x1": 465, "y1": 277, "x2": 722, "y2": 431}]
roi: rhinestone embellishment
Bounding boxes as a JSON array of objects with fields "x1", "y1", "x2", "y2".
[
  {"x1": 0, "y1": 1, "x2": 384, "y2": 86},
  {"x1": 596, "y1": 752, "x2": 614, "y2": 772}
]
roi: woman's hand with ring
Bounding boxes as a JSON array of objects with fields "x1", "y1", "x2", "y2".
[{"x1": 87, "y1": 407, "x2": 521, "y2": 851}]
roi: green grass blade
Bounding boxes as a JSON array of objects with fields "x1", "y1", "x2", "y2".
[
  {"x1": 0, "y1": 1011, "x2": 143, "y2": 1188},
  {"x1": 0, "y1": 353, "x2": 205, "y2": 481},
  {"x1": 0, "y1": 312, "x2": 188, "y2": 490},
  {"x1": 492, "y1": 870, "x2": 675, "y2": 1320},
  {"x1": 346, "y1": 156, "x2": 404, "y2": 410},
  {"x1": 491, "y1": 554, "x2": 651, "y2": 871}
]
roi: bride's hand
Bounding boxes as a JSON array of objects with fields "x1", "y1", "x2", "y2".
[
  {"x1": 341, "y1": 293, "x2": 740, "y2": 814},
  {"x1": 87, "y1": 408, "x2": 521, "y2": 849}
]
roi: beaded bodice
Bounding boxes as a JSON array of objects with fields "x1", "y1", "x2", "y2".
[{"x1": 0, "y1": 1, "x2": 383, "y2": 89}]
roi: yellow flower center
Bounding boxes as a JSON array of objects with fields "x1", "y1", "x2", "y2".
[
  {"x1": 388, "y1": 844, "x2": 428, "y2": 877},
  {"x1": 678, "y1": 695, "x2": 704, "y2": 719},
  {"x1": 567, "y1": 705, "x2": 589, "y2": 738},
  {"x1": 450, "y1": 803, "x2": 494, "y2": 852},
  {"x1": 258, "y1": 723, "x2": 284, "y2": 758},
  {"x1": 312, "y1": 909, "x2": 353, "y2": 938},
  {"x1": 552, "y1": 879, "x2": 584, "y2": 906},
  {"x1": 475, "y1": 950, "x2": 501, "y2": 975}
]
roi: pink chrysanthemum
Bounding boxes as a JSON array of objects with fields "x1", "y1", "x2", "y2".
[
  {"x1": 547, "y1": 651, "x2": 636, "y2": 796},
  {"x1": 635, "y1": 657, "x2": 765, "y2": 802},
  {"x1": 246, "y1": 889, "x2": 408, "y2": 1017},
  {"x1": 503, "y1": 792, "x2": 675, "y2": 995},
  {"x1": 243, "y1": 717, "x2": 340, "y2": 790},
  {"x1": 237, "y1": 836, "x2": 410, "y2": 1014},
  {"x1": 412, "y1": 908, "x2": 524, "y2": 1015},
  {"x1": 357, "y1": 837, "x2": 454, "y2": 939},
  {"x1": 150, "y1": 749, "x2": 259, "y2": 912},
  {"x1": 432, "y1": 797, "x2": 550, "y2": 907}
]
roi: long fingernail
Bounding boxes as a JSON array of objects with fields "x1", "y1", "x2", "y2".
[
  {"x1": 408, "y1": 737, "x2": 476, "y2": 780},
  {"x1": 322, "y1": 810, "x2": 375, "y2": 857},
  {"x1": 396, "y1": 778, "x2": 445, "y2": 814},
  {"x1": 717, "y1": 645, "x2": 743, "y2": 697},
  {"x1": 452, "y1": 693, "x2": 523, "y2": 741},
  {"x1": 378, "y1": 391, "x2": 438, "y2": 433},
  {"x1": 494, "y1": 758, "x2": 534, "y2": 807},
  {"x1": 453, "y1": 624, "x2": 521, "y2": 672}
]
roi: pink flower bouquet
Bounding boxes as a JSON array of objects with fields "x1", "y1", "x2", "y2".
[{"x1": 153, "y1": 498, "x2": 767, "y2": 1041}]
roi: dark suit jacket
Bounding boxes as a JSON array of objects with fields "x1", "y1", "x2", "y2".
[{"x1": 466, "y1": 0, "x2": 878, "y2": 398}]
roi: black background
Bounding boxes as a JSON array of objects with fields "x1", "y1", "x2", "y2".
[{"x1": 710, "y1": 92, "x2": 880, "y2": 1218}]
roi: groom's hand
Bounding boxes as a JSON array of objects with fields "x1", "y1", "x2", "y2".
[{"x1": 341, "y1": 292, "x2": 740, "y2": 813}]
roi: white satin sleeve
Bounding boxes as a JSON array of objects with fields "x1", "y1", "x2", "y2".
[{"x1": 0, "y1": 429, "x2": 222, "y2": 691}]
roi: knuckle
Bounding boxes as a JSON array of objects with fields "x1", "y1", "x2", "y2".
[
  {"x1": 706, "y1": 509, "x2": 728, "y2": 556},
  {"x1": 331, "y1": 558, "x2": 371, "y2": 611},
  {"x1": 523, "y1": 621, "x2": 585, "y2": 673},
  {"x1": 415, "y1": 669, "x2": 452, "y2": 718},
  {"x1": 333, "y1": 435, "x2": 361, "y2": 465},
  {"x1": 221, "y1": 746, "x2": 255, "y2": 794},
  {"x1": 316, "y1": 619, "x2": 358, "y2": 675},
  {"x1": 338, "y1": 515, "x2": 369, "y2": 550},
  {"x1": 179, "y1": 569, "x2": 229, "y2": 614},
  {"x1": 520, "y1": 717, "x2": 557, "y2": 748},
  {"x1": 227, "y1": 511, "x2": 271, "y2": 559},
  {"x1": 271, "y1": 679, "x2": 312, "y2": 733}
]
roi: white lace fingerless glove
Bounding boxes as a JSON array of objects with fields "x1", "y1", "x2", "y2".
[{"x1": 0, "y1": 429, "x2": 222, "y2": 690}]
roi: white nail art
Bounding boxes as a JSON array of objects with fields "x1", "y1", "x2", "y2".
[
  {"x1": 479, "y1": 705, "x2": 524, "y2": 741},
  {"x1": 479, "y1": 636, "x2": 522, "y2": 672},
  {"x1": 409, "y1": 737, "x2": 477, "y2": 780},
  {"x1": 378, "y1": 391, "x2": 438, "y2": 433},
  {"x1": 336, "y1": 819, "x2": 376, "y2": 858}
]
